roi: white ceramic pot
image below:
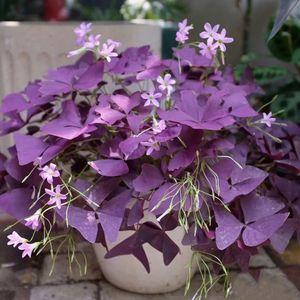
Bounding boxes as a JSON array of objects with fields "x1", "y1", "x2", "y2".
[{"x1": 93, "y1": 209, "x2": 197, "y2": 294}]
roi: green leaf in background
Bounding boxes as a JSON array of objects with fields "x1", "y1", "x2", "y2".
[
  {"x1": 271, "y1": 90, "x2": 300, "y2": 122},
  {"x1": 235, "y1": 64, "x2": 290, "y2": 86},
  {"x1": 291, "y1": 48, "x2": 300, "y2": 63},
  {"x1": 240, "y1": 53, "x2": 259, "y2": 63},
  {"x1": 266, "y1": 16, "x2": 300, "y2": 62}
]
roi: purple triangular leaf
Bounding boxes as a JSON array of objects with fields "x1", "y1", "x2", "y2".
[
  {"x1": 98, "y1": 189, "x2": 132, "y2": 242},
  {"x1": 55, "y1": 206, "x2": 98, "y2": 243},
  {"x1": 14, "y1": 134, "x2": 49, "y2": 166},
  {"x1": 89, "y1": 159, "x2": 129, "y2": 177},
  {"x1": 242, "y1": 213, "x2": 289, "y2": 247},
  {"x1": 240, "y1": 191, "x2": 285, "y2": 224},
  {"x1": 133, "y1": 164, "x2": 164, "y2": 192}
]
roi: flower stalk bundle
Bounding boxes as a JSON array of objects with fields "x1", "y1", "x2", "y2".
[{"x1": 0, "y1": 20, "x2": 300, "y2": 298}]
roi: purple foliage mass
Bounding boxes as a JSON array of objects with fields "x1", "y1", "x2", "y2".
[{"x1": 1, "y1": 37, "x2": 300, "y2": 279}]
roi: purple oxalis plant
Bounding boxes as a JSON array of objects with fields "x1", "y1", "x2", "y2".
[{"x1": 0, "y1": 20, "x2": 300, "y2": 298}]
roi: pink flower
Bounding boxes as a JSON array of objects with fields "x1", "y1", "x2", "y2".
[
  {"x1": 260, "y1": 112, "x2": 276, "y2": 127},
  {"x1": 141, "y1": 138, "x2": 160, "y2": 156},
  {"x1": 141, "y1": 88, "x2": 162, "y2": 107},
  {"x1": 33, "y1": 156, "x2": 43, "y2": 170},
  {"x1": 153, "y1": 120, "x2": 166, "y2": 134},
  {"x1": 107, "y1": 39, "x2": 122, "y2": 48},
  {"x1": 67, "y1": 48, "x2": 86, "y2": 58},
  {"x1": 7, "y1": 231, "x2": 26, "y2": 248},
  {"x1": 74, "y1": 22, "x2": 92, "y2": 38},
  {"x1": 39, "y1": 163, "x2": 60, "y2": 184},
  {"x1": 212, "y1": 28, "x2": 234, "y2": 52},
  {"x1": 24, "y1": 210, "x2": 41, "y2": 230},
  {"x1": 157, "y1": 74, "x2": 176, "y2": 95},
  {"x1": 199, "y1": 23, "x2": 220, "y2": 43},
  {"x1": 175, "y1": 31, "x2": 189, "y2": 44},
  {"x1": 198, "y1": 41, "x2": 218, "y2": 59},
  {"x1": 45, "y1": 185, "x2": 67, "y2": 209},
  {"x1": 84, "y1": 34, "x2": 101, "y2": 49},
  {"x1": 76, "y1": 36, "x2": 86, "y2": 46},
  {"x1": 99, "y1": 43, "x2": 118, "y2": 62},
  {"x1": 18, "y1": 242, "x2": 39, "y2": 258},
  {"x1": 178, "y1": 19, "x2": 193, "y2": 35}
]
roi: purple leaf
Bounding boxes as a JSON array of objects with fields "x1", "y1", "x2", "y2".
[
  {"x1": 155, "y1": 125, "x2": 182, "y2": 143},
  {"x1": 275, "y1": 159, "x2": 300, "y2": 174},
  {"x1": 74, "y1": 60, "x2": 104, "y2": 90},
  {"x1": 223, "y1": 241, "x2": 251, "y2": 273},
  {"x1": 136, "y1": 222, "x2": 180, "y2": 265},
  {"x1": 240, "y1": 192, "x2": 285, "y2": 224},
  {"x1": 119, "y1": 133, "x2": 151, "y2": 157},
  {"x1": 269, "y1": 219, "x2": 298, "y2": 253},
  {"x1": 148, "y1": 182, "x2": 180, "y2": 215},
  {"x1": 94, "y1": 107, "x2": 125, "y2": 125},
  {"x1": 111, "y1": 92, "x2": 141, "y2": 114},
  {"x1": 98, "y1": 136, "x2": 123, "y2": 159},
  {"x1": 214, "y1": 205, "x2": 244, "y2": 250},
  {"x1": 89, "y1": 159, "x2": 129, "y2": 177},
  {"x1": 5, "y1": 157, "x2": 40, "y2": 186},
  {"x1": 41, "y1": 138, "x2": 73, "y2": 165},
  {"x1": 98, "y1": 189, "x2": 132, "y2": 242},
  {"x1": 133, "y1": 164, "x2": 164, "y2": 192},
  {"x1": 75, "y1": 177, "x2": 121, "y2": 209},
  {"x1": 128, "y1": 199, "x2": 144, "y2": 226},
  {"x1": 0, "y1": 188, "x2": 41, "y2": 224},
  {"x1": 242, "y1": 213, "x2": 289, "y2": 247},
  {"x1": 41, "y1": 100, "x2": 96, "y2": 139},
  {"x1": 14, "y1": 134, "x2": 49, "y2": 166},
  {"x1": 203, "y1": 138, "x2": 234, "y2": 158},
  {"x1": 168, "y1": 145, "x2": 199, "y2": 171},
  {"x1": 0, "y1": 93, "x2": 28, "y2": 113},
  {"x1": 182, "y1": 224, "x2": 211, "y2": 246},
  {"x1": 56, "y1": 206, "x2": 98, "y2": 243},
  {"x1": 105, "y1": 233, "x2": 150, "y2": 273}
]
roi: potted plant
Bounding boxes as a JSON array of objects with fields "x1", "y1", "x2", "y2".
[{"x1": 0, "y1": 20, "x2": 300, "y2": 299}]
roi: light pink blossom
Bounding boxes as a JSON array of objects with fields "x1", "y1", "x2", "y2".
[
  {"x1": 33, "y1": 156, "x2": 43, "y2": 170},
  {"x1": 141, "y1": 88, "x2": 162, "y2": 107},
  {"x1": 260, "y1": 112, "x2": 276, "y2": 127},
  {"x1": 24, "y1": 210, "x2": 41, "y2": 230},
  {"x1": 198, "y1": 41, "x2": 218, "y2": 59},
  {"x1": 212, "y1": 28, "x2": 234, "y2": 52},
  {"x1": 67, "y1": 48, "x2": 86, "y2": 58},
  {"x1": 107, "y1": 39, "x2": 122, "y2": 48},
  {"x1": 199, "y1": 23, "x2": 220, "y2": 43},
  {"x1": 18, "y1": 242, "x2": 39, "y2": 258},
  {"x1": 157, "y1": 74, "x2": 176, "y2": 95},
  {"x1": 178, "y1": 19, "x2": 193, "y2": 35},
  {"x1": 141, "y1": 138, "x2": 160, "y2": 156},
  {"x1": 7, "y1": 231, "x2": 26, "y2": 247},
  {"x1": 84, "y1": 34, "x2": 101, "y2": 49},
  {"x1": 153, "y1": 120, "x2": 166, "y2": 134},
  {"x1": 74, "y1": 22, "x2": 92, "y2": 38},
  {"x1": 45, "y1": 185, "x2": 67, "y2": 209},
  {"x1": 175, "y1": 31, "x2": 189, "y2": 44},
  {"x1": 99, "y1": 43, "x2": 118, "y2": 62},
  {"x1": 39, "y1": 163, "x2": 60, "y2": 184}
]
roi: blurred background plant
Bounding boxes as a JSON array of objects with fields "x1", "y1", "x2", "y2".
[
  {"x1": 0, "y1": 0, "x2": 42, "y2": 21},
  {"x1": 235, "y1": 1, "x2": 300, "y2": 124},
  {"x1": 120, "y1": 0, "x2": 185, "y2": 21}
]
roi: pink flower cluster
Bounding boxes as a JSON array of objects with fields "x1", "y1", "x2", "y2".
[
  {"x1": 68, "y1": 22, "x2": 121, "y2": 62},
  {"x1": 7, "y1": 231, "x2": 39, "y2": 258},
  {"x1": 176, "y1": 19, "x2": 193, "y2": 44},
  {"x1": 199, "y1": 23, "x2": 234, "y2": 59}
]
